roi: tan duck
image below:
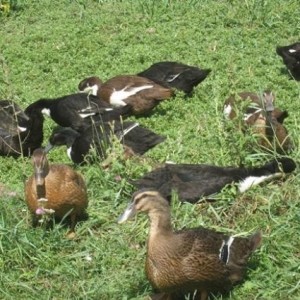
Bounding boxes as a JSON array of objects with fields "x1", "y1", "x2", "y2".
[
  {"x1": 78, "y1": 75, "x2": 174, "y2": 115},
  {"x1": 118, "y1": 190, "x2": 262, "y2": 300},
  {"x1": 25, "y1": 148, "x2": 88, "y2": 235},
  {"x1": 223, "y1": 90, "x2": 293, "y2": 153}
]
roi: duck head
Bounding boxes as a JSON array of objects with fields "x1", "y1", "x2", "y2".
[
  {"x1": 78, "y1": 76, "x2": 103, "y2": 96},
  {"x1": 118, "y1": 189, "x2": 167, "y2": 223},
  {"x1": 262, "y1": 90, "x2": 275, "y2": 112},
  {"x1": 31, "y1": 148, "x2": 50, "y2": 186}
]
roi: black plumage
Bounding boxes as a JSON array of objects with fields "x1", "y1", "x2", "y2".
[
  {"x1": 276, "y1": 42, "x2": 300, "y2": 80},
  {"x1": 0, "y1": 104, "x2": 44, "y2": 157},
  {"x1": 45, "y1": 121, "x2": 166, "y2": 164},
  {"x1": 0, "y1": 100, "x2": 30, "y2": 135},
  {"x1": 130, "y1": 158, "x2": 296, "y2": 203},
  {"x1": 137, "y1": 61, "x2": 211, "y2": 94},
  {"x1": 25, "y1": 93, "x2": 133, "y2": 132}
]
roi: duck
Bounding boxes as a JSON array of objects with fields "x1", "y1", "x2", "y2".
[
  {"x1": 276, "y1": 42, "x2": 300, "y2": 80},
  {"x1": 223, "y1": 90, "x2": 293, "y2": 153},
  {"x1": 25, "y1": 148, "x2": 88, "y2": 235},
  {"x1": 0, "y1": 104, "x2": 44, "y2": 157},
  {"x1": 25, "y1": 93, "x2": 133, "y2": 132},
  {"x1": 118, "y1": 189, "x2": 262, "y2": 300},
  {"x1": 129, "y1": 157, "x2": 296, "y2": 203},
  {"x1": 78, "y1": 75, "x2": 174, "y2": 115},
  {"x1": 137, "y1": 61, "x2": 211, "y2": 94},
  {"x1": 223, "y1": 90, "x2": 288, "y2": 124},
  {"x1": 44, "y1": 121, "x2": 166, "y2": 164},
  {"x1": 0, "y1": 100, "x2": 30, "y2": 135}
]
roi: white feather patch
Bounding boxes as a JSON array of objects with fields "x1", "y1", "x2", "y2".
[
  {"x1": 79, "y1": 112, "x2": 96, "y2": 118},
  {"x1": 289, "y1": 49, "x2": 297, "y2": 53},
  {"x1": 110, "y1": 85, "x2": 153, "y2": 107},
  {"x1": 243, "y1": 108, "x2": 262, "y2": 121},
  {"x1": 67, "y1": 147, "x2": 72, "y2": 160},
  {"x1": 17, "y1": 126, "x2": 27, "y2": 132},
  {"x1": 219, "y1": 236, "x2": 234, "y2": 264},
  {"x1": 223, "y1": 104, "x2": 232, "y2": 119},
  {"x1": 82, "y1": 84, "x2": 99, "y2": 96},
  {"x1": 41, "y1": 108, "x2": 51, "y2": 117},
  {"x1": 238, "y1": 173, "x2": 281, "y2": 193}
]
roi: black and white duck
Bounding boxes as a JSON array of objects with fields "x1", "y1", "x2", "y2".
[
  {"x1": 129, "y1": 158, "x2": 296, "y2": 203},
  {"x1": 45, "y1": 121, "x2": 166, "y2": 164},
  {"x1": 137, "y1": 61, "x2": 211, "y2": 94}
]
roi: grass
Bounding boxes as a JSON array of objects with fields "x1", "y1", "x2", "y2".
[{"x1": 1, "y1": 0, "x2": 300, "y2": 299}]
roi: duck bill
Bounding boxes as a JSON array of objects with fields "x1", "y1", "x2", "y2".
[
  {"x1": 117, "y1": 202, "x2": 136, "y2": 224},
  {"x1": 265, "y1": 98, "x2": 274, "y2": 112},
  {"x1": 35, "y1": 167, "x2": 45, "y2": 185},
  {"x1": 44, "y1": 143, "x2": 54, "y2": 153}
]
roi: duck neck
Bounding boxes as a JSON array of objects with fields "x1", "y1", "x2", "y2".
[
  {"x1": 265, "y1": 111, "x2": 275, "y2": 138},
  {"x1": 148, "y1": 208, "x2": 173, "y2": 237}
]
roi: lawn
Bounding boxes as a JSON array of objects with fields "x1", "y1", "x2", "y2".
[{"x1": 0, "y1": 0, "x2": 300, "y2": 299}]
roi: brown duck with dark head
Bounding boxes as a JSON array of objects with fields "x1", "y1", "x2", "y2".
[
  {"x1": 78, "y1": 75, "x2": 174, "y2": 115},
  {"x1": 25, "y1": 148, "x2": 88, "y2": 235},
  {"x1": 223, "y1": 90, "x2": 293, "y2": 153},
  {"x1": 118, "y1": 190, "x2": 262, "y2": 300}
]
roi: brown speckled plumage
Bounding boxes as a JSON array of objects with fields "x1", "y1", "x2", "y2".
[
  {"x1": 118, "y1": 190, "x2": 262, "y2": 300},
  {"x1": 224, "y1": 90, "x2": 293, "y2": 153},
  {"x1": 78, "y1": 75, "x2": 173, "y2": 115},
  {"x1": 25, "y1": 148, "x2": 88, "y2": 233}
]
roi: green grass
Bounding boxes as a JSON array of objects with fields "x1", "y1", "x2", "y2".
[{"x1": 1, "y1": 0, "x2": 300, "y2": 299}]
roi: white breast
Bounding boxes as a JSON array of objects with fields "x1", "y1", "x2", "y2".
[{"x1": 110, "y1": 85, "x2": 153, "y2": 107}]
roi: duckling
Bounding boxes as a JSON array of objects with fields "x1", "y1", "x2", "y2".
[
  {"x1": 25, "y1": 93, "x2": 132, "y2": 132},
  {"x1": 130, "y1": 157, "x2": 296, "y2": 203},
  {"x1": 0, "y1": 105, "x2": 44, "y2": 157},
  {"x1": 276, "y1": 42, "x2": 300, "y2": 80},
  {"x1": 45, "y1": 121, "x2": 166, "y2": 164},
  {"x1": 0, "y1": 100, "x2": 30, "y2": 135},
  {"x1": 118, "y1": 189, "x2": 262, "y2": 300},
  {"x1": 78, "y1": 75, "x2": 174, "y2": 115},
  {"x1": 137, "y1": 61, "x2": 211, "y2": 94},
  {"x1": 25, "y1": 148, "x2": 88, "y2": 234},
  {"x1": 223, "y1": 90, "x2": 292, "y2": 153}
]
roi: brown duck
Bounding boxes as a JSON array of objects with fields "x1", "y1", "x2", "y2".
[
  {"x1": 25, "y1": 148, "x2": 88, "y2": 235},
  {"x1": 78, "y1": 75, "x2": 173, "y2": 115},
  {"x1": 118, "y1": 190, "x2": 262, "y2": 300},
  {"x1": 223, "y1": 90, "x2": 293, "y2": 153},
  {"x1": 223, "y1": 90, "x2": 288, "y2": 124}
]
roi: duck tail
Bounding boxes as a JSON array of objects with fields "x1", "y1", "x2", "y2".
[{"x1": 249, "y1": 231, "x2": 262, "y2": 253}]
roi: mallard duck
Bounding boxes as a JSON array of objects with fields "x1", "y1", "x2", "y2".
[
  {"x1": 45, "y1": 121, "x2": 166, "y2": 164},
  {"x1": 129, "y1": 157, "x2": 296, "y2": 203},
  {"x1": 223, "y1": 90, "x2": 287, "y2": 124},
  {"x1": 276, "y1": 42, "x2": 300, "y2": 80},
  {"x1": 118, "y1": 189, "x2": 262, "y2": 300},
  {"x1": 223, "y1": 90, "x2": 293, "y2": 153},
  {"x1": 137, "y1": 61, "x2": 211, "y2": 94},
  {"x1": 78, "y1": 75, "x2": 174, "y2": 115},
  {"x1": 25, "y1": 93, "x2": 132, "y2": 132},
  {"x1": 25, "y1": 148, "x2": 88, "y2": 234},
  {"x1": 0, "y1": 104, "x2": 44, "y2": 157}
]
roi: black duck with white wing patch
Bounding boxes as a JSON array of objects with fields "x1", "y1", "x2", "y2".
[
  {"x1": 137, "y1": 61, "x2": 211, "y2": 94},
  {"x1": 130, "y1": 158, "x2": 296, "y2": 203},
  {"x1": 25, "y1": 93, "x2": 132, "y2": 132},
  {"x1": 276, "y1": 42, "x2": 300, "y2": 80}
]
